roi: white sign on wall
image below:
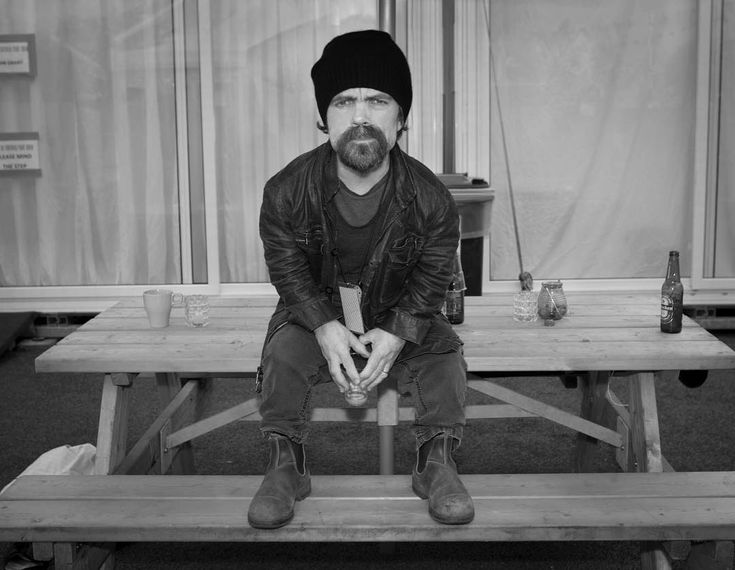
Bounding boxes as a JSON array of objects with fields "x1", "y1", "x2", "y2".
[
  {"x1": 0, "y1": 34, "x2": 36, "y2": 77},
  {"x1": 0, "y1": 133, "x2": 41, "y2": 176}
]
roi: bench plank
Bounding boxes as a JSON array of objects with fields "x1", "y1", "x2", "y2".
[
  {"x1": 4, "y1": 472, "x2": 735, "y2": 500},
  {"x1": 2, "y1": 473, "x2": 735, "y2": 543}
]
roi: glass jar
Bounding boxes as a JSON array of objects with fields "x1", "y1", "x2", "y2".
[{"x1": 537, "y1": 281, "x2": 568, "y2": 320}]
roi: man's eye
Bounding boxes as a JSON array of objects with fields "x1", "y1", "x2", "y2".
[
  {"x1": 369, "y1": 98, "x2": 388, "y2": 106},
  {"x1": 333, "y1": 99, "x2": 352, "y2": 108}
]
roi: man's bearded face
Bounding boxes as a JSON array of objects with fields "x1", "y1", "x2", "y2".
[{"x1": 335, "y1": 124, "x2": 390, "y2": 173}]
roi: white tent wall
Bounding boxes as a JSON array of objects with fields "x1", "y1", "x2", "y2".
[
  {"x1": 461, "y1": 0, "x2": 697, "y2": 281},
  {"x1": 0, "y1": 1, "x2": 181, "y2": 287},
  {"x1": 209, "y1": 1, "x2": 378, "y2": 284},
  {"x1": 0, "y1": 0, "x2": 732, "y2": 310}
]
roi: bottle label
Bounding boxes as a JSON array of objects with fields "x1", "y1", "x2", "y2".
[{"x1": 661, "y1": 295, "x2": 674, "y2": 324}]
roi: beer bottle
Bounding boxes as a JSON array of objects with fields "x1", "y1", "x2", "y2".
[
  {"x1": 444, "y1": 252, "x2": 465, "y2": 325},
  {"x1": 660, "y1": 250, "x2": 683, "y2": 333}
]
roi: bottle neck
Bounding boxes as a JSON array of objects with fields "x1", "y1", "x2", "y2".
[{"x1": 666, "y1": 254, "x2": 680, "y2": 281}]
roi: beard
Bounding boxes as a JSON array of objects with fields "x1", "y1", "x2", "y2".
[{"x1": 335, "y1": 125, "x2": 390, "y2": 173}]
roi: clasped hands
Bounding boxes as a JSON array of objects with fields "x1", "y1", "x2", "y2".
[{"x1": 314, "y1": 319, "x2": 405, "y2": 395}]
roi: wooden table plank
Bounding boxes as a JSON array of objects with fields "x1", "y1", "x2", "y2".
[
  {"x1": 74, "y1": 315, "x2": 699, "y2": 332},
  {"x1": 36, "y1": 292, "x2": 735, "y2": 374},
  {"x1": 56, "y1": 326, "x2": 715, "y2": 345},
  {"x1": 95, "y1": 303, "x2": 668, "y2": 320},
  {"x1": 36, "y1": 338, "x2": 735, "y2": 374}
]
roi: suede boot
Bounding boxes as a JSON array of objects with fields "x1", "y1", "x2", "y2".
[
  {"x1": 247, "y1": 434, "x2": 311, "y2": 529},
  {"x1": 412, "y1": 433, "x2": 474, "y2": 524}
]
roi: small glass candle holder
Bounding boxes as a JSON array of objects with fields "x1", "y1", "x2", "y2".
[
  {"x1": 537, "y1": 281, "x2": 568, "y2": 320},
  {"x1": 513, "y1": 290, "x2": 538, "y2": 322}
]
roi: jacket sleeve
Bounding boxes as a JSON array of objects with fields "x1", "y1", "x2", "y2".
[
  {"x1": 379, "y1": 190, "x2": 460, "y2": 344},
  {"x1": 259, "y1": 181, "x2": 340, "y2": 331}
]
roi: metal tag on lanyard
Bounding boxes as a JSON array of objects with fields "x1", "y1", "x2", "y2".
[{"x1": 338, "y1": 281, "x2": 365, "y2": 334}]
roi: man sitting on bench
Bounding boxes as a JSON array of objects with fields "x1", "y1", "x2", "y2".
[{"x1": 250, "y1": 29, "x2": 473, "y2": 529}]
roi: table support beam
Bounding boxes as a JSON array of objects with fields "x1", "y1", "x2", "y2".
[
  {"x1": 468, "y1": 379, "x2": 623, "y2": 448},
  {"x1": 155, "y1": 373, "x2": 198, "y2": 474},
  {"x1": 113, "y1": 380, "x2": 200, "y2": 475}
]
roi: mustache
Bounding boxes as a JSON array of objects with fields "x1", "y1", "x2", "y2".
[{"x1": 342, "y1": 124, "x2": 383, "y2": 143}]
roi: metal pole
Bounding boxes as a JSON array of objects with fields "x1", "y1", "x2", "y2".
[
  {"x1": 442, "y1": 0, "x2": 455, "y2": 174},
  {"x1": 378, "y1": 0, "x2": 396, "y2": 37}
]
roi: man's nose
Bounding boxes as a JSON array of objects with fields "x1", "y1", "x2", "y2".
[{"x1": 351, "y1": 100, "x2": 371, "y2": 125}]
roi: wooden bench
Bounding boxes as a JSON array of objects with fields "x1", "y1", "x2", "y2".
[{"x1": 1, "y1": 472, "x2": 734, "y2": 568}]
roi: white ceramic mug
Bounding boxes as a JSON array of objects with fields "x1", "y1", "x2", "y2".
[{"x1": 143, "y1": 289, "x2": 183, "y2": 328}]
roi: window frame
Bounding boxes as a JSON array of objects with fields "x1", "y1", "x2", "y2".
[{"x1": 691, "y1": 0, "x2": 735, "y2": 291}]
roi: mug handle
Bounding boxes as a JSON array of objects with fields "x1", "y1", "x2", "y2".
[{"x1": 171, "y1": 293, "x2": 185, "y2": 307}]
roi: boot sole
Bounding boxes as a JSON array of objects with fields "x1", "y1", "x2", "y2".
[
  {"x1": 247, "y1": 479, "x2": 312, "y2": 529},
  {"x1": 428, "y1": 508, "x2": 475, "y2": 525},
  {"x1": 413, "y1": 475, "x2": 474, "y2": 525},
  {"x1": 247, "y1": 512, "x2": 294, "y2": 529}
]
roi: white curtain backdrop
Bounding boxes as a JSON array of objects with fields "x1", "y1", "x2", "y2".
[
  {"x1": 210, "y1": 0, "x2": 377, "y2": 283},
  {"x1": 1, "y1": 0, "x2": 731, "y2": 287},
  {"x1": 405, "y1": 0, "x2": 445, "y2": 171},
  {"x1": 410, "y1": 0, "x2": 720, "y2": 282},
  {"x1": 480, "y1": 0, "x2": 699, "y2": 280},
  {"x1": 0, "y1": 0, "x2": 179, "y2": 286}
]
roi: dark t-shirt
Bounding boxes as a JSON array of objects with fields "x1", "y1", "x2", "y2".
[{"x1": 333, "y1": 174, "x2": 388, "y2": 284}]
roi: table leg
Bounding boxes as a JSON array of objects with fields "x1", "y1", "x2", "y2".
[
  {"x1": 628, "y1": 372, "x2": 664, "y2": 474},
  {"x1": 575, "y1": 371, "x2": 613, "y2": 472},
  {"x1": 685, "y1": 541, "x2": 734, "y2": 569},
  {"x1": 53, "y1": 542, "x2": 115, "y2": 570},
  {"x1": 95, "y1": 373, "x2": 132, "y2": 475},
  {"x1": 60, "y1": 373, "x2": 132, "y2": 570},
  {"x1": 377, "y1": 372, "x2": 398, "y2": 556},
  {"x1": 155, "y1": 373, "x2": 197, "y2": 474},
  {"x1": 628, "y1": 372, "x2": 671, "y2": 570},
  {"x1": 377, "y1": 376, "x2": 399, "y2": 475}
]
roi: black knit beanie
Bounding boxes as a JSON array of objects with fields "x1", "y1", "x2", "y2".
[{"x1": 311, "y1": 30, "x2": 412, "y2": 123}]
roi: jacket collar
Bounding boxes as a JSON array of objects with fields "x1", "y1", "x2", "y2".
[{"x1": 315, "y1": 142, "x2": 417, "y2": 209}]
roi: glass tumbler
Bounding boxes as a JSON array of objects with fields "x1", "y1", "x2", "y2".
[
  {"x1": 344, "y1": 383, "x2": 368, "y2": 407},
  {"x1": 344, "y1": 352, "x2": 368, "y2": 407},
  {"x1": 184, "y1": 294, "x2": 209, "y2": 327},
  {"x1": 513, "y1": 290, "x2": 538, "y2": 322}
]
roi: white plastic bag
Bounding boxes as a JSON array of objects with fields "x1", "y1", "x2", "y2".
[
  {"x1": 19, "y1": 443, "x2": 96, "y2": 477},
  {"x1": 2, "y1": 444, "x2": 96, "y2": 496}
]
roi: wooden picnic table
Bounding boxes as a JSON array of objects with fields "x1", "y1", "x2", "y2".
[
  {"x1": 34, "y1": 291, "x2": 735, "y2": 473},
  {"x1": 27, "y1": 290, "x2": 735, "y2": 569}
]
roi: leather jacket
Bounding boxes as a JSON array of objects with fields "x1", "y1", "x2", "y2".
[{"x1": 259, "y1": 142, "x2": 460, "y2": 347}]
